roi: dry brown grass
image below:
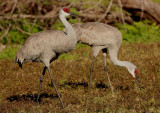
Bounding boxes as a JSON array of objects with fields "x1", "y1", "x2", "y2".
[{"x1": 0, "y1": 43, "x2": 160, "y2": 112}]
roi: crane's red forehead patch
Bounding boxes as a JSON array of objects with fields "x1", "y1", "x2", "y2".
[
  {"x1": 63, "y1": 7, "x2": 70, "y2": 13},
  {"x1": 134, "y1": 69, "x2": 138, "y2": 75}
]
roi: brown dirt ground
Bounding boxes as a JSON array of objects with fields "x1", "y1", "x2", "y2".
[{"x1": 0, "y1": 43, "x2": 160, "y2": 112}]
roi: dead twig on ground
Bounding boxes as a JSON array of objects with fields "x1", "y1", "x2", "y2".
[
  {"x1": 118, "y1": 0, "x2": 125, "y2": 24},
  {"x1": 83, "y1": 0, "x2": 102, "y2": 13},
  {"x1": 0, "y1": 0, "x2": 17, "y2": 42},
  {"x1": 0, "y1": 14, "x2": 57, "y2": 20},
  {"x1": 0, "y1": 25, "x2": 4, "y2": 30},
  {"x1": 81, "y1": 12, "x2": 133, "y2": 23},
  {"x1": 98, "y1": 0, "x2": 113, "y2": 22},
  {"x1": 15, "y1": 26, "x2": 32, "y2": 36}
]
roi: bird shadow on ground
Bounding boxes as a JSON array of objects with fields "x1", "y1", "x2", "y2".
[
  {"x1": 7, "y1": 84, "x2": 131, "y2": 103},
  {"x1": 96, "y1": 82, "x2": 131, "y2": 91},
  {"x1": 58, "y1": 81, "x2": 89, "y2": 89},
  {"x1": 57, "y1": 81, "x2": 111, "y2": 89},
  {"x1": 7, "y1": 93, "x2": 58, "y2": 102},
  {"x1": 53, "y1": 81, "x2": 131, "y2": 91},
  {"x1": 96, "y1": 82, "x2": 109, "y2": 89}
]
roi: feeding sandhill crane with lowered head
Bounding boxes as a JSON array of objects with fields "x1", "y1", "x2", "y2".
[
  {"x1": 64, "y1": 22, "x2": 141, "y2": 95},
  {"x1": 15, "y1": 7, "x2": 77, "y2": 108}
]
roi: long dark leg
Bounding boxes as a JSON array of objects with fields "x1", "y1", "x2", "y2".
[
  {"x1": 89, "y1": 56, "x2": 96, "y2": 92},
  {"x1": 50, "y1": 75, "x2": 54, "y2": 86},
  {"x1": 89, "y1": 46, "x2": 101, "y2": 92},
  {"x1": 47, "y1": 67, "x2": 65, "y2": 108},
  {"x1": 102, "y1": 49, "x2": 114, "y2": 96},
  {"x1": 36, "y1": 66, "x2": 47, "y2": 102}
]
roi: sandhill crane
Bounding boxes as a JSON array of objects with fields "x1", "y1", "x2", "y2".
[
  {"x1": 66, "y1": 22, "x2": 141, "y2": 94},
  {"x1": 15, "y1": 7, "x2": 77, "y2": 108}
]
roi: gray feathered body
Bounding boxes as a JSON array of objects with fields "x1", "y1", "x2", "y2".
[
  {"x1": 70, "y1": 22, "x2": 137, "y2": 77},
  {"x1": 71, "y1": 22, "x2": 140, "y2": 90},
  {"x1": 15, "y1": 13, "x2": 77, "y2": 68},
  {"x1": 15, "y1": 30, "x2": 76, "y2": 65},
  {"x1": 72, "y1": 22, "x2": 122, "y2": 48}
]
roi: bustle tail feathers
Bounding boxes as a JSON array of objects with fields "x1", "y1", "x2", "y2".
[{"x1": 14, "y1": 50, "x2": 24, "y2": 69}]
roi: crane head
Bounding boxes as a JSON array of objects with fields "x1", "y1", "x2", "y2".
[
  {"x1": 63, "y1": 7, "x2": 70, "y2": 14},
  {"x1": 59, "y1": 7, "x2": 75, "y2": 17},
  {"x1": 124, "y1": 61, "x2": 141, "y2": 89},
  {"x1": 129, "y1": 68, "x2": 138, "y2": 78},
  {"x1": 128, "y1": 67, "x2": 141, "y2": 89}
]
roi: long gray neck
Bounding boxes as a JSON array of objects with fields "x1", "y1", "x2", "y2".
[
  {"x1": 108, "y1": 47, "x2": 132, "y2": 69},
  {"x1": 59, "y1": 15, "x2": 77, "y2": 44},
  {"x1": 111, "y1": 58, "x2": 131, "y2": 68}
]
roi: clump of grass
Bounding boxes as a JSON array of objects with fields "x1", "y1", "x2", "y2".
[
  {"x1": 152, "y1": 0, "x2": 160, "y2": 4},
  {"x1": 58, "y1": 53, "x2": 78, "y2": 60},
  {"x1": 0, "y1": 45, "x2": 20, "y2": 60},
  {"x1": 0, "y1": 19, "x2": 43, "y2": 45},
  {"x1": 70, "y1": 8, "x2": 81, "y2": 16},
  {"x1": 116, "y1": 20, "x2": 160, "y2": 43},
  {"x1": 75, "y1": 43, "x2": 89, "y2": 49}
]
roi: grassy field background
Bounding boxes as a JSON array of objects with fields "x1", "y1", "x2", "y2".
[{"x1": 0, "y1": 43, "x2": 160, "y2": 112}]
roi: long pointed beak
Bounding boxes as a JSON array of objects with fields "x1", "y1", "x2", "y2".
[
  {"x1": 135, "y1": 75, "x2": 142, "y2": 89},
  {"x1": 69, "y1": 11, "x2": 77, "y2": 16}
]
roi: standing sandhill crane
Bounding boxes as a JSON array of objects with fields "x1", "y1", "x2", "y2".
[
  {"x1": 66, "y1": 22, "x2": 141, "y2": 94},
  {"x1": 15, "y1": 7, "x2": 77, "y2": 108}
]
